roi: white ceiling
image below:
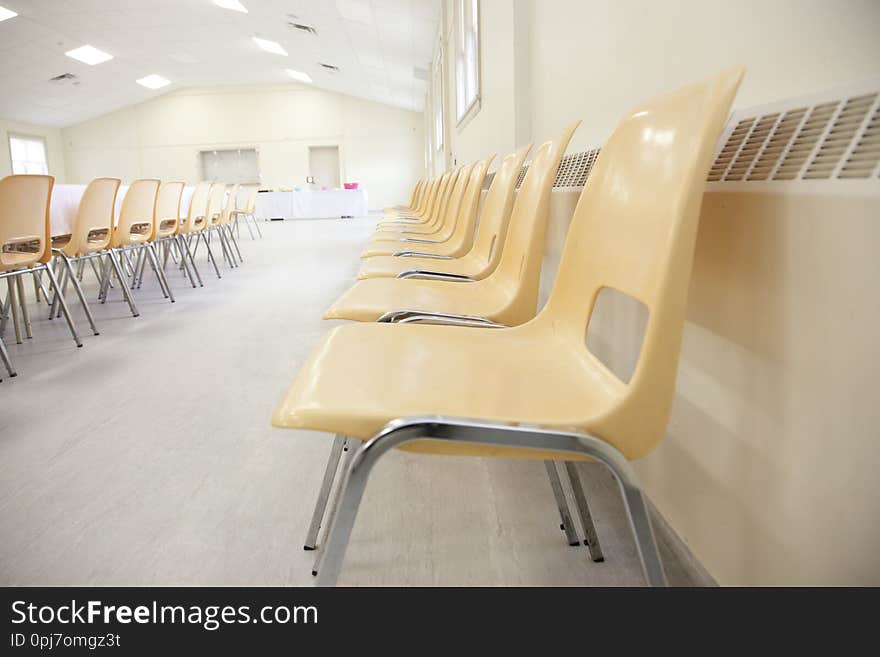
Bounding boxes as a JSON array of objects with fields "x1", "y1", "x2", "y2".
[{"x1": 0, "y1": 0, "x2": 440, "y2": 127}]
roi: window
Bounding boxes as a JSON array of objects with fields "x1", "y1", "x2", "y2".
[
  {"x1": 9, "y1": 134, "x2": 49, "y2": 174},
  {"x1": 433, "y1": 43, "x2": 444, "y2": 153},
  {"x1": 455, "y1": 0, "x2": 480, "y2": 124}
]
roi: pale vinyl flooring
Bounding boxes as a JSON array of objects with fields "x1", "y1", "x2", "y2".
[{"x1": 0, "y1": 217, "x2": 700, "y2": 586}]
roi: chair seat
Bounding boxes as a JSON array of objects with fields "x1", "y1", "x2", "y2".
[
  {"x1": 272, "y1": 322, "x2": 624, "y2": 459},
  {"x1": 324, "y1": 275, "x2": 520, "y2": 324},
  {"x1": 361, "y1": 235, "x2": 455, "y2": 258},
  {"x1": 0, "y1": 250, "x2": 40, "y2": 270},
  {"x1": 357, "y1": 252, "x2": 488, "y2": 279}
]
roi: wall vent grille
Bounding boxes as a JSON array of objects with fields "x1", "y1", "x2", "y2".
[
  {"x1": 514, "y1": 164, "x2": 529, "y2": 189},
  {"x1": 553, "y1": 149, "x2": 601, "y2": 188},
  {"x1": 709, "y1": 82, "x2": 880, "y2": 183}
]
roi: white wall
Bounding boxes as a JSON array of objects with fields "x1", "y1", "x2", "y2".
[
  {"x1": 529, "y1": 0, "x2": 880, "y2": 151},
  {"x1": 61, "y1": 84, "x2": 424, "y2": 210},
  {"x1": 0, "y1": 118, "x2": 66, "y2": 182},
  {"x1": 426, "y1": 0, "x2": 880, "y2": 585}
]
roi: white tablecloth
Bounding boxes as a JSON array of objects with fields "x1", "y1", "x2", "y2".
[
  {"x1": 50, "y1": 184, "x2": 195, "y2": 236},
  {"x1": 255, "y1": 189, "x2": 368, "y2": 220}
]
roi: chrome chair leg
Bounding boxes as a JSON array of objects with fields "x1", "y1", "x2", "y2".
[
  {"x1": 562, "y1": 462, "x2": 604, "y2": 562},
  {"x1": 54, "y1": 253, "x2": 99, "y2": 336},
  {"x1": 177, "y1": 236, "x2": 203, "y2": 287},
  {"x1": 304, "y1": 435, "x2": 347, "y2": 551},
  {"x1": 107, "y1": 251, "x2": 140, "y2": 317},
  {"x1": 32, "y1": 270, "x2": 50, "y2": 308},
  {"x1": 43, "y1": 263, "x2": 82, "y2": 348},
  {"x1": 0, "y1": 332, "x2": 15, "y2": 378},
  {"x1": 312, "y1": 443, "x2": 355, "y2": 577},
  {"x1": 198, "y1": 232, "x2": 222, "y2": 279},
  {"x1": 313, "y1": 417, "x2": 666, "y2": 587},
  {"x1": 0, "y1": 289, "x2": 10, "y2": 335},
  {"x1": 146, "y1": 243, "x2": 174, "y2": 303},
  {"x1": 171, "y1": 238, "x2": 196, "y2": 288},
  {"x1": 15, "y1": 275, "x2": 32, "y2": 339},
  {"x1": 227, "y1": 225, "x2": 243, "y2": 264},
  {"x1": 251, "y1": 213, "x2": 262, "y2": 238},
  {"x1": 544, "y1": 461, "x2": 581, "y2": 546},
  {"x1": 6, "y1": 277, "x2": 22, "y2": 344}
]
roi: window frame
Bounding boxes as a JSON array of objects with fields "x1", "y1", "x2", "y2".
[
  {"x1": 455, "y1": 0, "x2": 481, "y2": 130},
  {"x1": 8, "y1": 133, "x2": 49, "y2": 175},
  {"x1": 432, "y1": 40, "x2": 445, "y2": 155}
]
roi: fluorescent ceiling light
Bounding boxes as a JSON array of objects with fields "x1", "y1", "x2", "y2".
[
  {"x1": 65, "y1": 45, "x2": 114, "y2": 66},
  {"x1": 286, "y1": 69, "x2": 312, "y2": 84},
  {"x1": 0, "y1": 6, "x2": 18, "y2": 22},
  {"x1": 252, "y1": 36, "x2": 287, "y2": 56},
  {"x1": 136, "y1": 74, "x2": 171, "y2": 90},
  {"x1": 213, "y1": 0, "x2": 248, "y2": 12}
]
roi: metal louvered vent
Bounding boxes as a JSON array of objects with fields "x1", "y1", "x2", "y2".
[
  {"x1": 513, "y1": 149, "x2": 602, "y2": 190},
  {"x1": 709, "y1": 82, "x2": 880, "y2": 183},
  {"x1": 514, "y1": 164, "x2": 529, "y2": 189},
  {"x1": 553, "y1": 149, "x2": 601, "y2": 188}
]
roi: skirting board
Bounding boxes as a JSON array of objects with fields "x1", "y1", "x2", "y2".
[{"x1": 648, "y1": 499, "x2": 718, "y2": 587}]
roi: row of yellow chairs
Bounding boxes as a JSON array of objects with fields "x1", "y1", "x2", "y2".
[
  {"x1": 0, "y1": 178, "x2": 260, "y2": 380},
  {"x1": 272, "y1": 66, "x2": 745, "y2": 586}
]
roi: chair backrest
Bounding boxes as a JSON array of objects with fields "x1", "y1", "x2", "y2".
[
  {"x1": 246, "y1": 187, "x2": 258, "y2": 214},
  {"x1": 468, "y1": 144, "x2": 531, "y2": 271},
  {"x1": 432, "y1": 167, "x2": 464, "y2": 229},
  {"x1": 185, "y1": 181, "x2": 212, "y2": 231},
  {"x1": 423, "y1": 173, "x2": 448, "y2": 224},
  {"x1": 436, "y1": 162, "x2": 475, "y2": 235},
  {"x1": 407, "y1": 180, "x2": 422, "y2": 208},
  {"x1": 156, "y1": 181, "x2": 185, "y2": 236},
  {"x1": 113, "y1": 179, "x2": 160, "y2": 247},
  {"x1": 416, "y1": 178, "x2": 436, "y2": 215},
  {"x1": 535, "y1": 66, "x2": 745, "y2": 457},
  {"x1": 70, "y1": 177, "x2": 120, "y2": 254},
  {"x1": 0, "y1": 174, "x2": 54, "y2": 269},
  {"x1": 206, "y1": 183, "x2": 226, "y2": 226},
  {"x1": 487, "y1": 121, "x2": 580, "y2": 323},
  {"x1": 222, "y1": 183, "x2": 240, "y2": 224},
  {"x1": 443, "y1": 158, "x2": 493, "y2": 250}
]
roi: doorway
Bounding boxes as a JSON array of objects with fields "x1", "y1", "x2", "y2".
[{"x1": 308, "y1": 145, "x2": 341, "y2": 189}]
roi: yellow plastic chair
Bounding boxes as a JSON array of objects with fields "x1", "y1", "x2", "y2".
[
  {"x1": 382, "y1": 179, "x2": 422, "y2": 215},
  {"x1": 358, "y1": 146, "x2": 530, "y2": 280},
  {"x1": 368, "y1": 159, "x2": 492, "y2": 262},
  {"x1": 368, "y1": 166, "x2": 468, "y2": 244},
  {"x1": 153, "y1": 181, "x2": 201, "y2": 289},
  {"x1": 216, "y1": 182, "x2": 243, "y2": 267},
  {"x1": 375, "y1": 174, "x2": 443, "y2": 230},
  {"x1": 102, "y1": 178, "x2": 175, "y2": 306},
  {"x1": 186, "y1": 182, "x2": 226, "y2": 279},
  {"x1": 272, "y1": 66, "x2": 745, "y2": 586},
  {"x1": 49, "y1": 177, "x2": 121, "y2": 334},
  {"x1": 379, "y1": 178, "x2": 432, "y2": 222},
  {"x1": 1, "y1": 174, "x2": 82, "y2": 379},
  {"x1": 324, "y1": 121, "x2": 579, "y2": 324},
  {"x1": 175, "y1": 181, "x2": 214, "y2": 286},
  {"x1": 231, "y1": 186, "x2": 261, "y2": 240}
]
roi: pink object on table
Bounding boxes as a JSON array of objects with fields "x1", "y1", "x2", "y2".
[{"x1": 344, "y1": 182, "x2": 359, "y2": 190}]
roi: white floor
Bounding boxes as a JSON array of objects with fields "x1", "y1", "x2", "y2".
[{"x1": 0, "y1": 218, "x2": 700, "y2": 586}]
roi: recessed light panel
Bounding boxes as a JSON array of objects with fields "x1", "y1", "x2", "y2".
[
  {"x1": 0, "y1": 6, "x2": 18, "y2": 22},
  {"x1": 65, "y1": 45, "x2": 114, "y2": 66},
  {"x1": 253, "y1": 37, "x2": 287, "y2": 56},
  {"x1": 136, "y1": 74, "x2": 171, "y2": 90},
  {"x1": 286, "y1": 69, "x2": 313, "y2": 84},
  {"x1": 213, "y1": 0, "x2": 248, "y2": 12}
]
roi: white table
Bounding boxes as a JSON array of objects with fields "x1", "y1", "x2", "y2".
[
  {"x1": 255, "y1": 189, "x2": 368, "y2": 220},
  {"x1": 50, "y1": 184, "x2": 196, "y2": 236}
]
